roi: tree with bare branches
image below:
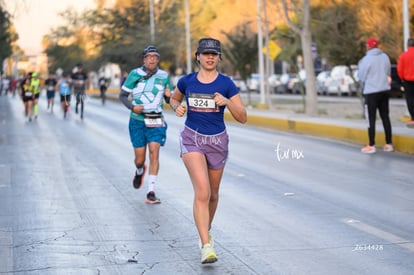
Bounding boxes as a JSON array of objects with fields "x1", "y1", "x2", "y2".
[{"x1": 281, "y1": 0, "x2": 318, "y2": 116}]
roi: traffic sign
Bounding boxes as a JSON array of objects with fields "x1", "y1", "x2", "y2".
[{"x1": 263, "y1": 40, "x2": 281, "y2": 60}]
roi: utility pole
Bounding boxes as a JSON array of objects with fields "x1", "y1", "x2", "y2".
[
  {"x1": 149, "y1": 0, "x2": 155, "y2": 43},
  {"x1": 185, "y1": 0, "x2": 192, "y2": 73},
  {"x1": 263, "y1": 0, "x2": 271, "y2": 107},
  {"x1": 257, "y1": 0, "x2": 266, "y2": 108},
  {"x1": 403, "y1": 0, "x2": 409, "y2": 51}
]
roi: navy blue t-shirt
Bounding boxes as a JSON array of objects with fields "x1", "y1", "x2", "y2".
[{"x1": 177, "y1": 72, "x2": 238, "y2": 135}]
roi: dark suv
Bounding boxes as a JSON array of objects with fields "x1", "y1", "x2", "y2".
[{"x1": 390, "y1": 64, "x2": 404, "y2": 98}]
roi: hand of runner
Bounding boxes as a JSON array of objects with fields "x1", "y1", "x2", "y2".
[
  {"x1": 132, "y1": 105, "x2": 144, "y2": 114},
  {"x1": 214, "y1": 92, "x2": 228, "y2": 106},
  {"x1": 164, "y1": 87, "x2": 172, "y2": 98},
  {"x1": 175, "y1": 105, "x2": 187, "y2": 117}
]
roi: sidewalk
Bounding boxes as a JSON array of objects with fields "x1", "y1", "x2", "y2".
[{"x1": 100, "y1": 90, "x2": 414, "y2": 154}]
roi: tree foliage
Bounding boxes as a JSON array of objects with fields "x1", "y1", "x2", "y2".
[
  {"x1": 311, "y1": 3, "x2": 365, "y2": 67},
  {"x1": 88, "y1": 5, "x2": 150, "y2": 72},
  {"x1": 275, "y1": 0, "x2": 407, "y2": 67},
  {"x1": 44, "y1": 8, "x2": 93, "y2": 73},
  {"x1": 44, "y1": 44, "x2": 86, "y2": 75},
  {"x1": 67, "y1": 0, "x2": 185, "y2": 73},
  {"x1": 0, "y1": 5, "x2": 14, "y2": 67},
  {"x1": 41, "y1": 0, "x2": 279, "y2": 76},
  {"x1": 222, "y1": 24, "x2": 258, "y2": 81},
  {"x1": 272, "y1": 23, "x2": 302, "y2": 70},
  {"x1": 355, "y1": 0, "x2": 404, "y2": 63}
]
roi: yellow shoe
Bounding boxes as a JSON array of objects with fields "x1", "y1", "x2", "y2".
[{"x1": 201, "y1": 243, "x2": 217, "y2": 264}]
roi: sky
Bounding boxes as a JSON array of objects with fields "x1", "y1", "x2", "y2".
[{"x1": 5, "y1": 0, "x2": 97, "y2": 54}]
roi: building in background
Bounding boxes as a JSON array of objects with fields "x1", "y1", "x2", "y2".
[{"x1": 2, "y1": 54, "x2": 48, "y2": 79}]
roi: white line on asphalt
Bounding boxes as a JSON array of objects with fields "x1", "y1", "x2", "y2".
[{"x1": 343, "y1": 218, "x2": 414, "y2": 252}]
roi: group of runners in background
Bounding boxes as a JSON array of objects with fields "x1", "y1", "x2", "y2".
[{"x1": 7, "y1": 63, "x2": 92, "y2": 121}]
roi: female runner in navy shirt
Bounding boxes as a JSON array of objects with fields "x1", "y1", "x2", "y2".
[{"x1": 170, "y1": 38, "x2": 247, "y2": 264}]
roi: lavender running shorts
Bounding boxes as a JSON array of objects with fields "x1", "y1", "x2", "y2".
[{"x1": 179, "y1": 126, "x2": 229, "y2": 170}]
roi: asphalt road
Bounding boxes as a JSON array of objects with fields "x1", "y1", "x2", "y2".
[{"x1": 0, "y1": 94, "x2": 413, "y2": 275}]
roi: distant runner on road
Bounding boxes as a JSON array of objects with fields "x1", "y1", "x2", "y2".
[
  {"x1": 71, "y1": 63, "x2": 88, "y2": 119},
  {"x1": 45, "y1": 72, "x2": 58, "y2": 113},
  {"x1": 57, "y1": 72, "x2": 72, "y2": 119}
]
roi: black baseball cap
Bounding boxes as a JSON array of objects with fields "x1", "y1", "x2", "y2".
[{"x1": 196, "y1": 38, "x2": 221, "y2": 55}]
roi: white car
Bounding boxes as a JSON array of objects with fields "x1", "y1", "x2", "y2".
[
  {"x1": 247, "y1": 73, "x2": 260, "y2": 92},
  {"x1": 325, "y1": 65, "x2": 358, "y2": 96},
  {"x1": 231, "y1": 76, "x2": 247, "y2": 92},
  {"x1": 288, "y1": 70, "x2": 306, "y2": 94},
  {"x1": 268, "y1": 74, "x2": 281, "y2": 93},
  {"x1": 247, "y1": 73, "x2": 281, "y2": 93},
  {"x1": 316, "y1": 70, "x2": 331, "y2": 95}
]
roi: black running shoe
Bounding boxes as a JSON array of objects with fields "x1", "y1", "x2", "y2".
[
  {"x1": 146, "y1": 191, "x2": 161, "y2": 204},
  {"x1": 132, "y1": 165, "x2": 146, "y2": 189}
]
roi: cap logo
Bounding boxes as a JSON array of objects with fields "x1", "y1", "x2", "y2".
[
  {"x1": 196, "y1": 38, "x2": 221, "y2": 55},
  {"x1": 204, "y1": 40, "x2": 218, "y2": 48}
]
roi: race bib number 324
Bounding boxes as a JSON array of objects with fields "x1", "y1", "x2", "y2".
[{"x1": 188, "y1": 93, "x2": 219, "y2": 112}]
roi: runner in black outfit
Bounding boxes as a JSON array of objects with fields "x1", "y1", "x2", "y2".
[
  {"x1": 99, "y1": 76, "x2": 108, "y2": 105},
  {"x1": 45, "y1": 72, "x2": 58, "y2": 113},
  {"x1": 71, "y1": 64, "x2": 88, "y2": 119}
]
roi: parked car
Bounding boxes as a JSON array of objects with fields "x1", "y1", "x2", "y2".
[
  {"x1": 316, "y1": 70, "x2": 331, "y2": 95},
  {"x1": 247, "y1": 73, "x2": 260, "y2": 92},
  {"x1": 247, "y1": 73, "x2": 282, "y2": 93},
  {"x1": 231, "y1": 76, "x2": 247, "y2": 92},
  {"x1": 275, "y1": 73, "x2": 295, "y2": 94},
  {"x1": 268, "y1": 74, "x2": 281, "y2": 93},
  {"x1": 325, "y1": 65, "x2": 358, "y2": 96},
  {"x1": 289, "y1": 70, "x2": 306, "y2": 94}
]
